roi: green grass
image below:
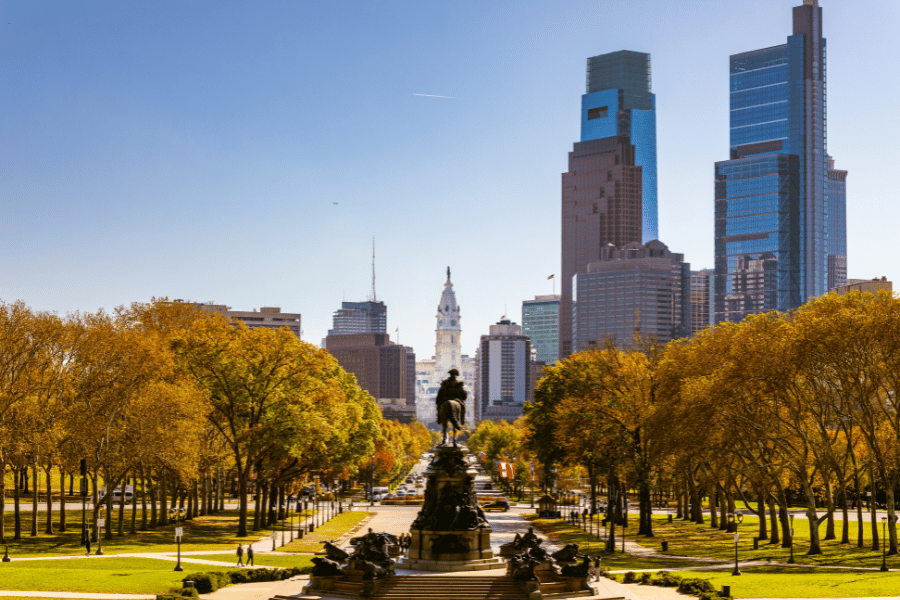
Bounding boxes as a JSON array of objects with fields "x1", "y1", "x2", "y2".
[
  {"x1": 524, "y1": 514, "x2": 721, "y2": 571},
  {"x1": 0, "y1": 557, "x2": 211, "y2": 594},
  {"x1": 0, "y1": 509, "x2": 317, "y2": 557},
  {"x1": 662, "y1": 567, "x2": 900, "y2": 598},
  {"x1": 650, "y1": 514, "x2": 900, "y2": 569},
  {"x1": 279, "y1": 511, "x2": 371, "y2": 553},
  {"x1": 180, "y1": 552, "x2": 314, "y2": 569}
]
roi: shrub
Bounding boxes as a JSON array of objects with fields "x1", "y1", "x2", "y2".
[
  {"x1": 651, "y1": 571, "x2": 683, "y2": 587},
  {"x1": 623, "y1": 571, "x2": 638, "y2": 584},
  {"x1": 677, "y1": 578, "x2": 716, "y2": 595},
  {"x1": 699, "y1": 591, "x2": 725, "y2": 600},
  {"x1": 640, "y1": 572, "x2": 652, "y2": 585},
  {"x1": 229, "y1": 570, "x2": 249, "y2": 584}
]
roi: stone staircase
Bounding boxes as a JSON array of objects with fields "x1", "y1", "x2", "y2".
[{"x1": 372, "y1": 575, "x2": 529, "y2": 599}]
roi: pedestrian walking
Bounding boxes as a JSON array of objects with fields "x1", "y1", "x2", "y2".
[
  {"x1": 247, "y1": 545, "x2": 254, "y2": 566},
  {"x1": 236, "y1": 543, "x2": 244, "y2": 566}
]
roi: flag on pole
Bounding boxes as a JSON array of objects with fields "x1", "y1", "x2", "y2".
[
  {"x1": 530, "y1": 462, "x2": 534, "y2": 480},
  {"x1": 547, "y1": 274, "x2": 555, "y2": 280}
]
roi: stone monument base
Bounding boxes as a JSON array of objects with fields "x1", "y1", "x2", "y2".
[{"x1": 397, "y1": 555, "x2": 505, "y2": 572}]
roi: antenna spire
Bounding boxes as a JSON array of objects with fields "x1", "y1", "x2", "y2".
[{"x1": 371, "y1": 237, "x2": 377, "y2": 302}]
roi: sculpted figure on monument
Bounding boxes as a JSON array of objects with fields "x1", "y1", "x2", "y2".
[{"x1": 436, "y1": 369, "x2": 467, "y2": 445}]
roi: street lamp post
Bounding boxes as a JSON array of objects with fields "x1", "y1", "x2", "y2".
[
  {"x1": 787, "y1": 514, "x2": 796, "y2": 564},
  {"x1": 96, "y1": 506, "x2": 105, "y2": 556},
  {"x1": 171, "y1": 507, "x2": 185, "y2": 572},
  {"x1": 731, "y1": 513, "x2": 743, "y2": 576},
  {"x1": 370, "y1": 455, "x2": 376, "y2": 507},
  {"x1": 881, "y1": 517, "x2": 889, "y2": 572},
  {"x1": 289, "y1": 497, "x2": 294, "y2": 542}
]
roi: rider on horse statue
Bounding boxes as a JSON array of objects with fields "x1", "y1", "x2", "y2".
[{"x1": 436, "y1": 369, "x2": 467, "y2": 425}]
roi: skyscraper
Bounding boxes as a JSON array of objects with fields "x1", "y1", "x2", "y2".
[
  {"x1": 714, "y1": 0, "x2": 844, "y2": 323},
  {"x1": 582, "y1": 50, "x2": 658, "y2": 243},
  {"x1": 827, "y1": 156, "x2": 848, "y2": 291},
  {"x1": 573, "y1": 241, "x2": 690, "y2": 350},
  {"x1": 327, "y1": 301, "x2": 387, "y2": 336},
  {"x1": 560, "y1": 136, "x2": 643, "y2": 358},
  {"x1": 474, "y1": 320, "x2": 532, "y2": 423},
  {"x1": 522, "y1": 295, "x2": 560, "y2": 365}
]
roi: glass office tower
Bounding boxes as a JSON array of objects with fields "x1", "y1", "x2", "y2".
[
  {"x1": 714, "y1": 0, "x2": 839, "y2": 323},
  {"x1": 581, "y1": 50, "x2": 658, "y2": 243}
]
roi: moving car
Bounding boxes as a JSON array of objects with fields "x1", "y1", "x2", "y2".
[{"x1": 482, "y1": 499, "x2": 510, "y2": 512}]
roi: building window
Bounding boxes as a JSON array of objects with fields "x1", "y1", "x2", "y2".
[{"x1": 588, "y1": 106, "x2": 608, "y2": 120}]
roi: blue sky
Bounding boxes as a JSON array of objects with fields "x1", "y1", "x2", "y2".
[{"x1": 2, "y1": 0, "x2": 897, "y2": 359}]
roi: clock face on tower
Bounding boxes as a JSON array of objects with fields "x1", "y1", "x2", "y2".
[{"x1": 451, "y1": 320, "x2": 456, "y2": 326}]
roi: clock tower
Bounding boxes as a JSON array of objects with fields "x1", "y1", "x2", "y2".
[{"x1": 434, "y1": 267, "x2": 462, "y2": 375}]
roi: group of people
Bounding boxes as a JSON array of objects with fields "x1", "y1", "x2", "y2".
[
  {"x1": 397, "y1": 532, "x2": 412, "y2": 554},
  {"x1": 235, "y1": 543, "x2": 255, "y2": 566}
]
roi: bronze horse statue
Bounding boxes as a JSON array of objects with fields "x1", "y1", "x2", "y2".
[{"x1": 438, "y1": 398, "x2": 466, "y2": 446}]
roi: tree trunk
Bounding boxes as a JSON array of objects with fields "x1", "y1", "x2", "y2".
[
  {"x1": 824, "y1": 479, "x2": 836, "y2": 540},
  {"x1": 149, "y1": 472, "x2": 157, "y2": 529},
  {"x1": 709, "y1": 485, "x2": 719, "y2": 529},
  {"x1": 839, "y1": 486, "x2": 850, "y2": 544},
  {"x1": 13, "y1": 466, "x2": 21, "y2": 540},
  {"x1": 118, "y1": 471, "x2": 126, "y2": 536},
  {"x1": 870, "y1": 466, "x2": 879, "y2": 552},
  {"x1": 802, "y1": 476, "x2": 824, "y2": 555},
  {"x1": 638, "y1": 477, "x2": 653, "y2": 537},
  {"x1": 756, "y1": 484, "x2": 767, "y2": 541},
  {"x1": 59, "y1": 467, "x2": 67, "y2": 532},
  {"x1": 44, "y1": 463, "x2": 54, "y2": 534},
  {"x1": 140, "y1": 465, "x2": 147, "y2": 531},
  {"x1": 192, "y1": 479, "x2": 200, "y2": 520},
  {"x1": 237, "y1": 471, "x2": 249, "y2": 537},
  {"x1": 886, "y1": 486, "x2": 898, "y2": 555},
  {"x1": 768, "y1": 494, "x2": 779, "y2": 546},
  {"x1": 854, "y1": 471, "x2": 865, "y2": 548},
  {"x1": 0, "y1": 460, "x2": 6, "y2": 542},
  {"x1": 31, "y1": 460, "x2": 39, "y2": 536},
  {"x1": 717, "y1": 483, "x2": 729, "y2": 531},
  {"x1": 675, "y1": 482, "x2": 683, "y2": 519},
  {"x1": 159, "y1": 477, "x2": 168, "y2": 527}
]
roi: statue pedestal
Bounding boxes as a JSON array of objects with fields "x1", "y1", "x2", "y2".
[{"x1": 398, "y1": 443, "x2": 504, "y2": 572}]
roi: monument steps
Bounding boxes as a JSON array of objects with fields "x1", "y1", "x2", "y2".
[{"x1": 372, "y1": 575, "x2": 529, "y2": 600}]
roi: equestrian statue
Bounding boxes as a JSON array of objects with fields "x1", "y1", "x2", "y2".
[{"x1": 436, "y1": 369, "x2": 467, "y2": 446}]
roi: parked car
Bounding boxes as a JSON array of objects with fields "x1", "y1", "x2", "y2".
[
  {"x1": 101, "y1": 485, "x2": 134, "y2": 504},
  {"x1": 396, "y1": 490, "x2": 407, "y2": 498},
  {"x1": 482, "y1": 500, "x2": 510, "y2": 512}
]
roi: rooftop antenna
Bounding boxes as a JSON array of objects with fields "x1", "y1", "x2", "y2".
[{"x1": 370, "y1": 237, "x2": 377, "y2": 302}]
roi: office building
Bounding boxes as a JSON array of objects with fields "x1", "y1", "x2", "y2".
[
  {"x1": 327, "y1": 301, "x2": 386, "y2": 336},
  {"x1": 474, "y1": 320, "x2": 533, "y2": 423},
  {"x1": 573, "y1": 241, "x2": 690, "y2": 350},
  {"x1": 715, "y1": 0, "x2": 845, "y2": 323},
  {"x1": 582, "y1": 50, "x2": 658, "y2": 243},
  {"x1": 415, "y1": 269, "x2": 476, "y2": 425},
  {"x1": 560, "y1": 135, "x2": 643, "y2": 358},
  {"x1": 830, "y1": 277, "x2": 892, "y2": 297},
  {"x1": 325, "y1": 332, "x2": 416, "y2": 423},
  {"x1": 827, "y1": 156, "x2": 848, "y2": 291},
  {"x1": 690, "y1": 270, "x2": 714, "y2": 336},
  {"x1": 199, "y1": 305, "x2": 301, "y2": 338},
  {"x1": 522, "y1": 295, "x2": 560, "y2": 365}
]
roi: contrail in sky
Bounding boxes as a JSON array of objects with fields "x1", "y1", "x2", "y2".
[{"x1": 413, "y1": 93, "x2": 457, "y2": 99}]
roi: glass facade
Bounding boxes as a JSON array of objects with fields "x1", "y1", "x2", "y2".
[
  {"x1": 714, "y1": 1, "x2": 837, "y2": 323},
  {"x1": 827, "y1": 155, "x2": 848, "y2": 290},
  {"x1": 582, "y1": 50, "x2": 658, "y2": 243},
  {"x1": 328, "y1": 301, "x2": 387, "y2": 335},
  {"x1": 522, "y1": 295, "x2": 560, "y2": 364}
]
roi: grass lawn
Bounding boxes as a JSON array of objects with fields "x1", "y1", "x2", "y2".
[
  {"x1": 662, "y1": 567, "x2": 900, "y2": 598},
  {"x1": 0, "y1": 557, "x2": 212, "y2": 594},
  {"x1": 278, "y1": 511, "x2": 371, "y2": 554},
  {"x1": 649, "y1": 514, "x2": 900, "y2": 570},
  {"x1": 524, "y1": 514, "x2": 721, "y2": 572},
  {"x1": 0, "y1": 509, "x2": 317, "y2": 557},
  {"x1": 181, "y1": 553, "x2": 314, "y2": 569}
]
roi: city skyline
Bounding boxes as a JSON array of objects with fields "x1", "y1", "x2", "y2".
[{"x1": 2, "y1": 0, "x2": 897, "y2": 360}]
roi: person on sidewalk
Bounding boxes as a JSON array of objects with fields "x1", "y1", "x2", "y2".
[
  {"x1": 247, "y1": 545, "x2": 254, "y2": 566},
  {"x1": 236, "y1": 543, "x2": 244, "y2": 566}
]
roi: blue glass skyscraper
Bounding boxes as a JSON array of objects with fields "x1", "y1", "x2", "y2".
[
  {"x1": 714, "y1": 0, "x2": 843, "y2": 323},
  {"x1": 580, "y1": 50, "x2": 658, "y2": 243}
]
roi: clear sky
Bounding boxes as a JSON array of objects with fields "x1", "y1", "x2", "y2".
[{"x1": 2, "y1": 0, "x2": 897, "y2": 360}]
